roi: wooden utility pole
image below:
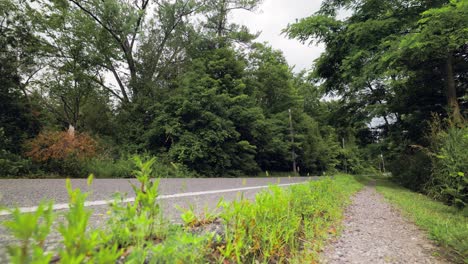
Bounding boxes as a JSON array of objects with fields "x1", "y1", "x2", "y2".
[
  {"x1": 288, "y1": 109, "x2": 297, "y2": 174},
  {"x1": 380, "y1": 153, "x2": 386, "y2": 173},
  {"x1": 342, "y1": 137, "x2": 347, "y2": 174}
]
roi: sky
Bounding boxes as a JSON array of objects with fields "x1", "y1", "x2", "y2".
[{"x1": 231, "y1": 0, "x2": 326, "y2": 72}]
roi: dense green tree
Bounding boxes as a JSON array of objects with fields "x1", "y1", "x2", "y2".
[
  {"x1": 286, "y1": 0, "x2": 467, "y2": 136},
  {"x1": 246, "y1": 43, "x2": 297, "y2": 115},
  {"x1": 286, "y1": 0, "x2": 467, "y2": 194},
  {"x1": 0, "y1": 0, "x2": 42, "y2": 152},
  {"x1": 38, "y1": 0, "x2": 202, "y2": 104},
  {"x1": 385, "y1": 0, "x2": 468, "y2": 124},
  {"x1": 145, "y1": 44, "x2": 263, "y2": 176}
]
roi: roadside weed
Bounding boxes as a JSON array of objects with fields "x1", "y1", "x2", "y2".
[
  {"x1": 216, "y1": 175, "x2": 364, "y2": 263},
  {"x1": 108, "y1": 156, "x2": 167, "y2": 250},
  {"x1": 58, "y1": 177, "x2": 94, "y2": 260},
  {"x1": 59, "y1": 175, "x2": 121, "y2": 263},
  {"x1": 149, "y1": 228, "x2": 213, "y2": 263},
  {"x1": 3, "y1": 201, "x2": 54, "y2": 264},
  {"x1": 178, "y1": 204, "x2": 198, "y2": 227},
  {"x1": 178, "y1": 198, "x2": 225, "y2": 228}
]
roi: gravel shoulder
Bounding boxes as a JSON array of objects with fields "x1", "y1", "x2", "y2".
[{"x1": 321, "y1": 184, "x2": 448, "y2": 264}]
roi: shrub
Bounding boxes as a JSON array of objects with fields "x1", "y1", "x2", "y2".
[
  {"x1": 152, "y1": 158, "x2": 198, "y2": 178},
  {"x1": 82, "y1": 157, "x2": 134, "y2": 178},
  {"x1": 25, "y1": 130, "x2": 97, "y2": 162},
  {"x1": 426, "y1": 123, "x2": 467, "y2": 208},
  {"x1": 82, "y1": 155, "x2": 197, "y2": 178},
  {"x1": 388, "y1": 150, "x2": 432, "y2": 191},
  {"x1": 24, "y1": 130, "x2": 98, "y2": 176},
  {"x1": 0, "y1": 149, "x2": 32, "y2": 177},
  {"x1": 0, "y1": 127, "x2": 32, "y2": 177},
  {"x1": 391, "y1": 116, "x2": 468, "y2": 209}
]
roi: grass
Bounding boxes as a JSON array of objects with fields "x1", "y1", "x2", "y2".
[
  {"x1": 1, "y1": 156, "x2": 366, "y2": 263},
  {"x1": 213, "y1": 174, "x2": 365, "y2": 263},
  {"x1": 374, "y1": 177, "x2": 468, "y2": 263}
]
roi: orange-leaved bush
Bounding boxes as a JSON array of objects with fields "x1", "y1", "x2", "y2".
[{"x1": 25, "y1": 130, "x2": 98, "y2": 162}]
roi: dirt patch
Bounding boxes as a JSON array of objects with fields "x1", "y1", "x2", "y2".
[{"x1": 321, "y1": 185, "x2": 448, "y2": 264}]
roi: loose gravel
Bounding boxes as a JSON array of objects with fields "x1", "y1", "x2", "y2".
[{"x1": 321, "y1": 184, "x2": 447, "y2": 264}]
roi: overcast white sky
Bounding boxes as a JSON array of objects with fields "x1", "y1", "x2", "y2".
[{"x1": 231, "y1": 0, "x2": 325, "y2": 72}]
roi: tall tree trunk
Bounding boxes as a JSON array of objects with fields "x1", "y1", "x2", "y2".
[{"x1": 445, "y1": 54, "x2": 463, "y2": 124}]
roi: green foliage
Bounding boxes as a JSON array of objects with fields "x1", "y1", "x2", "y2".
[
  {"x1": 108, "y1": 156, "x2": 167, "y2": 247},
  {"x1": 149, "y1": 228, "x2": 213, "y2": 263},
  {"x1": 286, "y1": 0, "x2": 467, "y2": 198},
  {"x1": 59, "y1": 175, "x2": 121, "y2": 263},
  {"x1": 3, "y1": 202, "x2": 54, "y2": 264},
  {"x1": 177, "y1": 198, "x2": 224, "y2": 228},
  {"x1": 0, "y1": 128, "x2": 32, "y2": 176},
  {"x1": 217, "y1": 175, "x2": 364, "y2": 263},
  {"x1": 2, "y1": 0, "x2": 363, "y2": 178},
  {"x1": 376, "y1": 178, "x2": 468, "y2": 263},
  {"x1": 0, "y1": 0, "x2": 41, "y2": 155},
  {"x1": 427, "y1": 123, "x2": 468, "y2": 208},
  {"x1": 147, "y1": 46, "x2": 264, "y2": 176},
  {"x1": 394, "y1": 0, "x2": 468, "y2": 61},
  {"x1": 3, "y1": 161, "x2": 366, "y2": 263},
  {"x1": 58, "y1": 177, "x2": 96, "y2": 260},
  {"x1": 389, "y1": 150, "x2": 432, "y2": 191},
  {"x1": 82, "y1": 157, "x2": 135, "y2": 178}
]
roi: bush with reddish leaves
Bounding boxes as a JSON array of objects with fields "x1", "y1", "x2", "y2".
[{"x1": 25, "y1": 130, "x2": 98, "y2": 176}]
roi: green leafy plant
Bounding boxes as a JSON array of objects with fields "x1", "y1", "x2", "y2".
[
  {"x1": 427, "y1": 123, "x2": 468, "y2": 208},
  {"x1": 3, "y1": 169, "x2": 365, "y2": 263},
  {"x1": 3, "y1": 201, "x2": 54, "y2": 264},
  {"x1": 82, "y1": 157, "x2": 135, "y2": 178},
  {"x1": 108, "y1": 156, "x2": 167, "y2": 251},
  {"x1": 177, "y1": 198, "x2": 225, "y2": 228},
  {"x1": 216, "y1": 175, "x2": 363, "y2": 263},
  {"x1": 58, "y1": 175, "x2": 121, "y2": 263},
  {"x1": 149, "y1": 228, "x2": 213, "y2": 263}
]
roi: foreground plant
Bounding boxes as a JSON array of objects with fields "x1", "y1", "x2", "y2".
[
  {"x1": 59, "y1": 175, "x2": 121, "y2": 263},
  {"x1": 3, "y1": 175, "x2": 122, "y2": 263},
  {"x1": 3, "y1": 201, "x2": 54, "y2": 264},
  {"x1": 108, "y1": 156, "x2": 167, "y2": 250},
  {"x1": 215, "y1": 175, "x2": 363, "y2": 263},
  {"x1": 177, "y1": 198, "x2": 225, "y2": 229}
]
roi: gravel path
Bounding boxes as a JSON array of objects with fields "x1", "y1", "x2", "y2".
[{"x1": 321, "y1": 184, "x2": 448, "y2": 264}]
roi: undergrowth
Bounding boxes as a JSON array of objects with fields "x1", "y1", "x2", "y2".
[
  {"x1": 2, "y1": 157, "x2": 364, "y2": 263},
  {"x1": 375, "y1": 179, "x2": 468, "y2": 263}
]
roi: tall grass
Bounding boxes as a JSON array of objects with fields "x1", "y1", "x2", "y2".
[{"x1": 216, "y1": 175, "x2": 363, "y2": 263}]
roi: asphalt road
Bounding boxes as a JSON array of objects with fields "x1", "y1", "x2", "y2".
[
  {"x1": 0, "y1": 177, "x2": 315, "y2": 260},
  {"x1": 0, "y1": 177, "x2": 313, "y2": 208}
]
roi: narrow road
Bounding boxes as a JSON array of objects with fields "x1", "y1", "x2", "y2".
[
  {"x1": 321, "y1": 184, "x2": 447, "y2": 264},
  {"x1": 0, "y1": 177, "x2": 314, "y2": 261}
]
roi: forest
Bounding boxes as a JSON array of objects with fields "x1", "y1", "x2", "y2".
[{"x1": 1, "y1": 0, "x2": 467, "y2": 207}]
